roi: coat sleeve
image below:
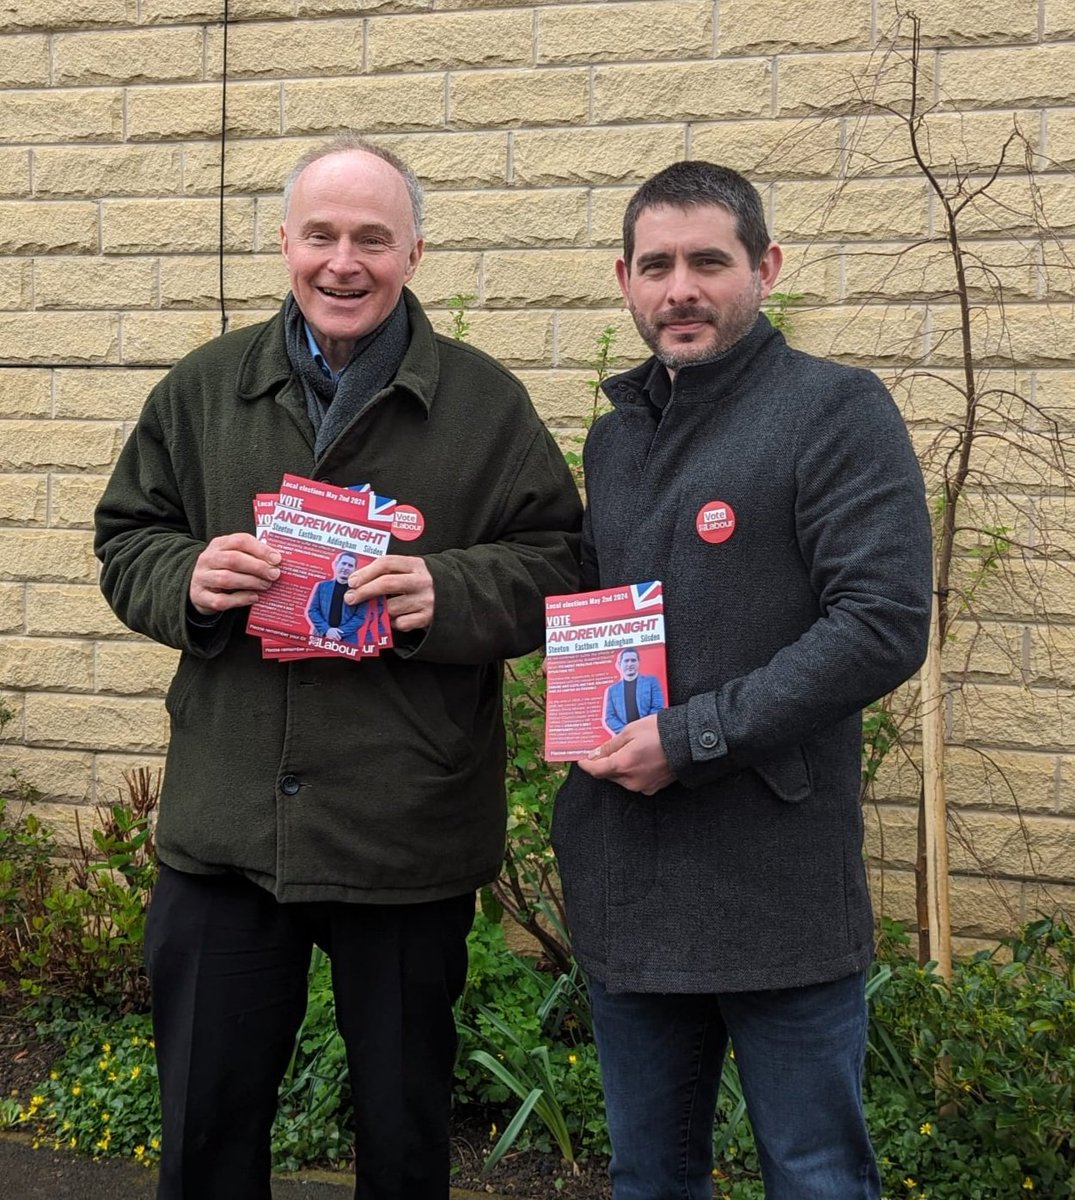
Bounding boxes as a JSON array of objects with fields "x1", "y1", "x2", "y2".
[
  {"x1": 94, "y1": 388, "x2": 233, "y2": 658},
  {"x1": 657, "y1": 372, "x2": 933, "y2": 789},
  {"x1": 401, "y1": 424, "x2": 582, "y2": 665}
]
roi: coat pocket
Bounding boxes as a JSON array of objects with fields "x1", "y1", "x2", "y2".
[{"x1": 753, "y1": 744, "x2": 812, "y2": 803}]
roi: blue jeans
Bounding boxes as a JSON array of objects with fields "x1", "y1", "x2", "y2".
[{"x1": 589, "y1": 972, "x2": 881, "y2": 1200}]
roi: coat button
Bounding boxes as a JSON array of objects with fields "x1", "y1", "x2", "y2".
[
  {"x1": 279, "y1": 774, "x2": 301, "y2": 796},
  {"x1": 698, "y1": 731, "x2": 718, "y2": 749}
]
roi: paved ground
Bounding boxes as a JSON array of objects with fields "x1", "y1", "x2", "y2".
[{"x1": 0, "y1": 1133, "x2": 497, "y2": 1200}]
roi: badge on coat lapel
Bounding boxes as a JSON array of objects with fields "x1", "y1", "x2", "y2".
[{"x1": 695, "y1": 500, "x2": 736, "y2": 544}]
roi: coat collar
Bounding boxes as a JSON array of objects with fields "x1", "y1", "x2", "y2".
[
  {"x1": 235, "y1": 288, "x2": 440, "y2": 415},
  {"x1": 601, "y1": 312, "x2": 782, "y2": 410}
]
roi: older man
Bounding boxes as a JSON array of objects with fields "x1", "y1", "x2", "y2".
[
  {"x1": 95, "y1": 134, "x2": 581, "y2": 1200},
  {"x1": 552, "y1": 161, "x2": 932, "y2": 1199}
]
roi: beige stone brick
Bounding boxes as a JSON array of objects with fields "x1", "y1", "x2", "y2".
[
  {"x1": 35, "y1": 259, "x2": 157, "y2": 311},
  {"x1": 0, "y1": 148, "x2": 30, "y2": 197},
  {"x1": 513, "y1": 126, "x2": 684, "y2": 187},
  {"x1": 54, "y1": 368, "x2": 163, "y2": 421},
  {"x1": 182, "y1": 139, "x2": 312, "y2": 198},
  {"x1": 121, "y1": 312, "x2": 223, "y2": 366},
  {"x1": 95, "y1": 641, "x2": 180, "y2": 696},
  {"x1": 787, "y1": 305, "x2": 927, "y2": 366},
  {"x1": 1026, "y1": 492, "x2": 1075, "y2": 559},
  {"x1": 285, "y1": 74, "x2": 446, "y2": 135},
  {"x1": 945, "y1": 744, "x2": 1062, "y2": 814},
  {"x1": 941, "y1": 619, "x2": 1023, "y2": 681},
  {"x1": 141, "y1": 0, "x2": 290, "y2": 20},
  {"x1": 225, "y1": 308, "x2": 277, "y2": 332},
  {"x1": 538, "y1": 2, "x2": 711, "y2": 65},
  {"x1": 0, "y1": 583, "x2": 22, "y2": 633},
  {"x1": 940, "y1": 46, "x2": 1075, "y2": 110},
  {"x1": 159, "y1": 255, "x2": 287, "y2": 309},
  {"x1": 408, "y1": 251, "x2": 480, "y2": 307},
  {"x1": 0, "y1": 258, "x2": 31, "y2": 309},
  {"x1": 593, "y1": 61, "x2": 770, "y2": 125},
  {"x1": 888, "y1": 368, "x2": 992, "y2": 426},
  {"x1": 24, "y1": 693, "x2": 169, "y2": 754},
  {"x1": 948, "y1": 810, "x2": 1074, "y2": 882},
  {"x1": 0, "y1": 313, "x2": 119, "y2": 364},
  {"x1": 373, "y1": 132, "x2": 509, "y2": 188},
  {"x1": 0, "y1": 88, "x2": 123, "y2": 143},
  {"x1": 0, "y1": 34, "x2": 49, "y2": 86},
  {"x1": 428, "y1": 309, "x2": 553, "y2": 367},
  {"x1": 588, "y1": 187, "x2": 634, "y2": 247},
  {"x1": 54, "y1": 27, "x2": 203, "y2": 86},
  {"x1": 948, "y1": 874, "x2": 1029, "y2": 940},
  {"x1": 256, "y1": 198, "x2": 285, "y2": 251},
  {"x1": 515, "y1": 368, "x2": 596, "y2": 426},
  {"x1": 777, "y1": 52, "x2": 926, "y2": 118},
  {"x1": 102, "y1": 199, "x2": 255, "y2": 255},
  {"x1": 877, "y1": 0, "x2": 1038, "y2": 46},
  {"x1": 450, "y1": 68, "x2": 587, "y2": 130},
  {"x1": 722, "y1": 0, "x2": 870, "y2": 53},
  {"x1": 0, "y1": 691, "x2": 25, "y2": 734},
  {"x1": 0, "y1": 421, "x2": 121, "y2": 472},
  {"x1": 0, "y1": 0, "x2": 132, "y2": 33},
  {"x1": 0, "y1": 745, "x2": 93, "y2": 805},
  {"x1": 368, "y1": 11, "x2": 531, "y2": 72},
  {"x1": 0, "y1": 475, "x2": 46, "y2": 525},
  {"x1": 24, "y1": 584, "x2": 126, "y2": 638},
  {"x1": 688, "y1": 118, "x2": 842, "y2": 180},
  {"x1": 424, "y1": 188, "x2": 587, "y2": 249},
  {"x1": 766, "y1": 246, "x2": 839, "y2": 306},
  {"x1": 34, "y1": 145, "x2": 183, "y2": 199},
  {"x1": 845, "y1": 110, "x2": 1040, "y2": 179},
  {"x1": 948, "y1": 177, "x2": 1075, "y2": 240},
  {"x1": 0, "y1": 202, "x2": 97, "y2": 255},
  {"x1": 0, "y1": 529, "x2": 96, "y2": 582},
  {"x1": 0, "y1": 369, "x2": 51, "y2": 418},
  {"x1": 949, "y1": 683, "x2": 1075, "y2": 748},
  {"x1": 484, "y1": 249, "x2": 622, "y2": 307},
  {"x1": 50, "y1": 474, "x2": 108, "y2": 529},
  {"x1": 1045, "y1": 0, "x2": 1075, "y2": 37},
  {"x1": 929, "y1": 303, "x2": 1075, "y2": 370},
  {"x1": 774, "y1": 180, "x2": 930, "y2": 242},
  {"x1": 206, "y1": 19, "x2": 365, "y2": 79},
  {"x1": 555, "y1": 309, "x2": 648, "y2": 370},
  {"x1": 301, "y1": 0, "x2": 425, "y2": 12},
  {"x1": 93, "y1": 753, "x2": 168, "y2": 810},
  {"x1": 0, "y1": 636, "x2": 93, "y2": 691},
  {"x1": 842, "y1": 240, "x2": 1037, "y2": 303},
  {"x1": 126, "y1": 82, "x2": 282, "y2": 141},
  {"x1": 864, "y1": 801, "x2": 918, "y2": 870}
]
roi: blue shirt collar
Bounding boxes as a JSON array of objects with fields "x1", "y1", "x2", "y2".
[{"x1": 304, "y1": 322, "x2": 343, "y2": 383}]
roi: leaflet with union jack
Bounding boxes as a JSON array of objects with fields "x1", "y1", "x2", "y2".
[
  {"x1": 246, "y1": 476, "x2": 396, "y2": 661},
  {"x1": 543, "y1": 581, "x2": 668, "y2": 761}
]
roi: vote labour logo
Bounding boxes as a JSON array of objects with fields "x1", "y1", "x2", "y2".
[
  {"x1": 391, "y1": 504, "x2": 425, "y2": 542},
  {"x1": 695, "y1": 499, "x2": 737, "y2": 545}
]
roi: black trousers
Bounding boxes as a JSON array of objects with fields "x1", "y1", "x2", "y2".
[{"x1": 145, "y1": 865, "x2": 475, "y2": 1200}]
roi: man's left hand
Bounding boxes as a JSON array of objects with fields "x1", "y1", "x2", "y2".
[
  {"x1": 577, "y1": 715, "x2": 675, "y2": 795},
  {"x1": 346, "y1": 555, "x2": 435, "y2": 632}
]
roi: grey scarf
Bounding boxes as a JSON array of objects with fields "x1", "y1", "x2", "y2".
[{"x1": 283, "y1": 292, "x2": 410, "y2": 463}]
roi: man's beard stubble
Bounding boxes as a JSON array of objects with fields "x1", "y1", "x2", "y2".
[{"x1": 630, "y1": 279, "x2": 762, "y2": 371}]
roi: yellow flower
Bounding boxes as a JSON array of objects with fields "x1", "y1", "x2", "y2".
[
  {"x1": 150, "y1": 1137, "x2": 160, "y2": 1150},
  {"x1": 101, "y1": 1112, "x2": 110, "y2": 1123},
  {"x1": 134, "y1": 1145, "x2": 146, "y2": 1161},
  {"x1": 904, "y1": 1180, "x2": 917, "y2": 1190},
  {"x1": 101, "y1": 1042, "x2": 111, "y2": 1053},
  {"x1": 148, "y1": 1039, "x2": 155, "y2": 1049},
  {"x1": 1023, "y1": 1181, "x2": 1034, "y2": 1191},
  {"x1": 919, "y1": 1122, "x2": 932, "y2": 1135},
  {"x1": 489, "y1": 1123, "x2": 498, "y2": 1140},
  {"x1": 49, "y1": 1071, "x2": 58, "y2": 1081},
  {"x1": 98, "y1": 1059, "x2": 108, "y2": 1071},
  {"x1": 70, "y1": 1083, "x2": 82, "y2": 1096},
  {"x1": 130, "y1": 1065, "x2": 141, "y2": 1079},
  {"x1": 567, "y1": 1053, "x2": 578, "y2": 1064},
  {"x1": 107, "y1": 1072, "x2": 118, "y2": 1082}
]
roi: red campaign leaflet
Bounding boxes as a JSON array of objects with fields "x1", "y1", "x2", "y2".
[
  {"x1": 247, "y1": 475, "x2": 396, "y2": 662},
  {"x1": 543, "y1": 582, "x2": 668, "y2": 762}
]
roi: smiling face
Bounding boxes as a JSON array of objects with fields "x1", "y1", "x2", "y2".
[
  {"x1": 616, "y1": 202, "x2": 782, "y2": 372},
  {"x1": 281, "y1": 151, "x2": 424, "y2": 372}
]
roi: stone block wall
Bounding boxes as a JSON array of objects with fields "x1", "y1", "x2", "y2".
[{"x1": 1, "y1": 0, "x2": 1073, "y2": 950}]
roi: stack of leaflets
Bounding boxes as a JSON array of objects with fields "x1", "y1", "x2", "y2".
[
  {"x1": 543, "y1": 582, "x2": 669, "y2": 761},
  {"x1": 246, "y1": 474, "x2": 398, "y2": 662}
]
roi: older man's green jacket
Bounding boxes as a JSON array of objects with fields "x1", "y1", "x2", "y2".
[{"x1": 95, "y1": 292, "x2": 581, "y2": 903}]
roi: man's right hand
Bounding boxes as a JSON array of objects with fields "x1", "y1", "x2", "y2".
[{"x1": 189, "y1": 533, "x2": 281, "y2": 616}]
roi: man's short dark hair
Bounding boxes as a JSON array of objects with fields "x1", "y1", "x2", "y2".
[{"x1": 622, "y1": 161, "x2": 771, "y2": 271}]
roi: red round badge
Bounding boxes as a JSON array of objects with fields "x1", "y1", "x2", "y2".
[
  {"x1": 391, "y1": 504, "x2": 425, "y2": 542},
  {"x1": 695, "y1": 500, "x2": 736, "y2": 544}
]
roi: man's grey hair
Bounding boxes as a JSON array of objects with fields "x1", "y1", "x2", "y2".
[
  {"x1": 622, "y1": 160, "x2": 770, "y2": 270},
  {"x1": 282, "y1": 135, "x2": 424, "y2": 239}
]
